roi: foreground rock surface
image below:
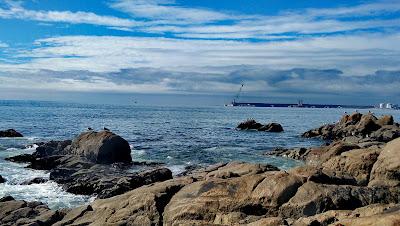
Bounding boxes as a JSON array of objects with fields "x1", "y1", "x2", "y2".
[
  {"x1": 237, "y1": 119, "x2": 284, "y2": 132},
  {"x1": 0, "y1": 129, "x2": 23, "y2": 137},
  {"x1": 2, "y1": 116, "x2": 399, "y2": 225}
]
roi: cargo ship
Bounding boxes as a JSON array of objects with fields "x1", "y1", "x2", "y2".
[{"x1": 225, "y1": 84, "x2": 376, "y2": 109}]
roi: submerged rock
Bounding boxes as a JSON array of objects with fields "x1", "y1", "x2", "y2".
[
  {"x1": 0, "y1": 175, "x2": 5, "y2": 183},
  {"x1": 0, "y1": 129, "x2": 23, "y2": 137},
  {"x1": 237, "y1": 119, "x2": 284, "y2": 132},
  {"x1": 21, "y1": 177, "x2": 48, "y2": 185}
]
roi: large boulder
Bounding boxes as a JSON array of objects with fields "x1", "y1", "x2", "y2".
[
  {"x1": 0, "y1": 175, "x2": 5, "y2": 183},
  {"x1": 322, "y1": 147, "x2": 381, "y2": 186},
  {"x1": 163, "y1": 169, "x2": 303, "y2": 225},
  {"x1": 67, "y1": 131, "x2": 132, "y2": 164},
  {"x1": 0, "y1": 129, "x2": 23, "y2": 137},
  {"x1": 368, "y1": 137, "x2": 400, "y2": 187}
]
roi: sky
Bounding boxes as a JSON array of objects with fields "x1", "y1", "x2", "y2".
[{"x1": 0, "y1": 0, "x2": 400, "y2": 105}]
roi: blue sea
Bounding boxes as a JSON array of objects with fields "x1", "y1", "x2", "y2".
[{"x1": 1, "y1": 100, "x2": 399, "y2": 209}]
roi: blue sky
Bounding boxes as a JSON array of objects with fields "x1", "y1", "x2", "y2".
[{"x1": 0, "y1": 0, "x2": 400, "y2": 105}]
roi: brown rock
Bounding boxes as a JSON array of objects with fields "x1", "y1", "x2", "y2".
[
  {"x1": 53, "y1": 177, "x2": 193, "y2": 226},
  {"x1": 322, "y1": 147, "x2": 381, "y2": 186},
  {"x1": 206, "y1": 161, "x2": 279, "y2": 179},
  {"x1": 369, "y1": 137, "x2": 400, "y2": 187},
  {"x1": 163, "y1": 170, "x2": 302, "y2": 225},
  {"x1": 279, "y1": 181, "x2": 399, "y2": 219},
  {"x1": 377, "y1": 115, "x2": 394, "y2": 127}
]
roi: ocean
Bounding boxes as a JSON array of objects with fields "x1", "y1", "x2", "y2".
[{"x1": 1, "y1": 100, "x2": 399, "y2": 209}]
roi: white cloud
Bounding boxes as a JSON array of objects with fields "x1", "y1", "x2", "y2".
[
  {"x1": 1, "y1": 33, "x2": 399, "y2": 76},
  {"x1": 0, "y1": 3, "x2": 138, "y2": 29},
  {"x1": 109, "y1": 0, "x2": 238, "y2": 24},
  {"x1": 0, "y1": 41, "x2": 8, "y2": 47}
]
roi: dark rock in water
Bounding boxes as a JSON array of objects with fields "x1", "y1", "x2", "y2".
[
  {"x1": 21, "y1": 177, "x2": 48, "y2": 185},
  {"x1": 237, "y1": 119, "x2": 284, "y2": 132},
  {"x1": 258, "y1": 123, "x2": 284, "y2": 132},
  {"x1": 237, "y1": 119, "x2": 263, "y2": 130},
  {"x1": 66, "y1": 130, "x2": 132, "y2": 164},
  {"x1": 5, "y1": 129, "x2": 170, "y2": 198},
  {"x1": 0, "y1": 196, "x2": 14, "y2": 202},
  {"x1": 0, "y1": 175, "x2": 5, "y2": 183},
  {"x1": 34, "y1": 140, "x2": 72, "y2": 157},
  {"x1": 0, "y1": 129, "x2": 23, "y2": 137},
  {"x1": 5, "y1": 154, "x2": 35, "y2": 163},
  {"x1": 50, "y1": 162, "x2": 173, "y2": 198},
  {"x1": 302, "y1": 113, "x2": 400, "y2": 142}
]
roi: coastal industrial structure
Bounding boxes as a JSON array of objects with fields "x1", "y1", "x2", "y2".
[{"x1": 226, "y1": 84, "x2": 397, "y2": 109}]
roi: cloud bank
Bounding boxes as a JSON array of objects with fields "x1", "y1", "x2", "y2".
[{"x1": 0, "y1": 0, "x2": 399, "y2": 102}]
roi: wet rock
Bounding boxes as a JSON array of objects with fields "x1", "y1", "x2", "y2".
[
  {"x1": 0, "y1": 196, "x2": 14, "y2": 202},
  {"x1": 237, "y1": 119, "x2": 263, "y2": 130},
  {"x1": 237, "y1": 120, "x2": 284, "y2": 132},
  {"x1": 0, "y1": 129, "x2": 23, "y2": 137},
  {"x1": 258, "y1": 123, "x2": 284, "y2": 132},
  {"x1": 21, "y1": 177, "x2": 48, "y2": 185},
  {"x1": 5, "y1": 153, "x2": 35, "y2": 163},
  {"x1": 66, "y1": 130, "x2": 132, "y2": 164},
  {"x1": 34, "y1": 140, "x2": 72, "y2": 157},
  {"x1": 0, "y1": 175, "x2": 5, "y2": 183},
  {"x1": 47, "y1": 155, "x2": 173, "y2": 198},
  {"x1": 369, "y1": 137, "x2": 400, "y2": 187}
]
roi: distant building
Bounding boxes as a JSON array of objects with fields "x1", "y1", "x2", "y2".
[{"x1": 379, "y1": 103, "x2": 399, "y2": 109}]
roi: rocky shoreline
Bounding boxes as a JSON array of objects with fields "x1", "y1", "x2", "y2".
[{"x1": 1, "y1": 112, "x2": 400, "y2": 225}]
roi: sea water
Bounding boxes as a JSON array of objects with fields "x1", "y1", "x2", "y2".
[{"x1": 1, "y1": 100, "x2": 399, "y2": 209}]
